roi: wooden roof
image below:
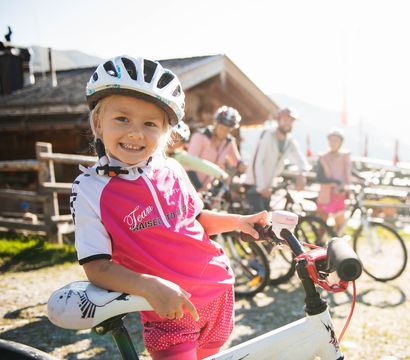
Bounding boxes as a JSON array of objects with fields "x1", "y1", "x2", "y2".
[{"x1": 0, "y1": 54, "x2": 278, "y2": 128}]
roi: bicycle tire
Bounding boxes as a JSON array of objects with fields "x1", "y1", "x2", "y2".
[
  {"x1": 222, "y1": 232, "x2": 271, "y2": 297},
  {"x1": 295, "y1": 215, "x2": 337, "y2": 246},
  {"x1": 0, "y1": 339, "x2": 57, "y2": 360},
  {"x1": 263, "y1": 215, "x2": 335, "y2": 286},
  {"x1": 263, "y1": 242, "x2": 296, "y2": 285},
  {"x1": 353, "y1": 220, "x2": 408, "y2": 282}
]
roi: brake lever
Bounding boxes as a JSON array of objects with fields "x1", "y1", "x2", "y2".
[{"x1": 240, "y1": 224, "x2": 285, "y2": 247}]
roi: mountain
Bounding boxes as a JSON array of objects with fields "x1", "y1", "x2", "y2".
[
  {"x1": 30, "y1": 46, "x2": 103, "y2": 72},
  {"x1": 269, "y1": 93, "x2": 408, "y2": 163}
]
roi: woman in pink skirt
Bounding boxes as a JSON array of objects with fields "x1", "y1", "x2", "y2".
[{"x1": 316, "y1": 129, "x2": 352, "y2": 233}]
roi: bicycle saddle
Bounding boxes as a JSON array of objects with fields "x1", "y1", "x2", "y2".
[{"x1": 47, "y1": 281, "x2": 152, "y2": 330}]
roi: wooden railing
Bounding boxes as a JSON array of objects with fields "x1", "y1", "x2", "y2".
[{"x1": 0, "y1": 142, "x2": 96, "y2": 244}]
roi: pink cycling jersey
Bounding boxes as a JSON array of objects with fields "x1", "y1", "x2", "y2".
[{"x1": 70, "y1": 155, "x2": 234, "y2": 307}]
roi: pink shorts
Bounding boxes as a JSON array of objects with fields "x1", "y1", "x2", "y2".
[
  {"x1": 317, "y1": 192, "x2": 346, "y2": 214},
  {"x1": 141, "y1": 287, "x2": 234, "y2": 358}
]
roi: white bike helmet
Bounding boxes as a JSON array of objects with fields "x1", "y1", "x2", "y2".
[
  {"x1": 214, "y1": 106, "x2": 241, "y2": 129},
  {"x1": 86, "y1": 56, "x2": 185, "y2": 126},
  {"x1": 328, "y1": 128, "x2": 344, "y2": 140},
  {"x1": 172, "y1": 120, "x2": 191, "y2": 142}
]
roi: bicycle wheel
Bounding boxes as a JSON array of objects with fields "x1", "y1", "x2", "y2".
[
  {"x1": 353, "y1": 220, "x2": 408, "y2": 281},
  {"x1": 263, "y1": 215, "x2": 335, "y2": 285},
  {"x1": 222, "y1": 232, "x2": 271, "y2": 297},
  {"x1": 263, "y1": 242, "x2": 296, "y2": 285},
  {"x1": 0, "y1": 339, "x2": 56, "y2": 359},
  {"x1": 295, "y1": 215, "x2": 336, "y2": 246}
]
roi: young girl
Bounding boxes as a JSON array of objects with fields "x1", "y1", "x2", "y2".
[
  {"x1": 316, "y1": 129, "x2": 352, "y2": 233},
  {"x1": 70, "y1": 55, "x2": 268, "y2": 360}
]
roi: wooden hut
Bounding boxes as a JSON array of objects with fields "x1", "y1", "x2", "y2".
[{"x1": 0, "y1": 53, "x2": 278, "y2": 159}]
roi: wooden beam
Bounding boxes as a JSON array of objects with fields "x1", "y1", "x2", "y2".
[
  {"x1": 41, "y1": 182, "x2": 72, "y2": 194},
  {"x1": 178, "y1": 56, "x2": 225, "y2": 90},
  {"x1": 38, "y1": 152, "x2": 97, "y2": 165},
  {"x1": 0, "y1": 216, "x2": 48, "y2": 232},
  {"x1": 0, "y1": 160, "x2": 39, "y2": 172},
  {"x1": 0, "y1": 189, "x2": 48, "y2": 201},
  {"x1": 0, "y1": 104, "x2": 89, "y2": 116}
]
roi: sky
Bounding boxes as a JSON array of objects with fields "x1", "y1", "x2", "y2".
[{"x1": 1, "y1": 0, "x2": 410, "y2": 159}]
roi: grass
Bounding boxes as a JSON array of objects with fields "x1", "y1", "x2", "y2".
[{"x1": 0, "y1": 234, "x2": 76, "y2": 272}]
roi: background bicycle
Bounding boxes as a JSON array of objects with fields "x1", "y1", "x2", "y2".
[
  {"x1": 261, "y1": 176, "x2": 335, "y2": 285},
  {"x1": 277, "y1": 168, "x2": 408, "y2": 282},
  {"x1": 202, "y1": 179, "x2": 271, "y2": 297},
  {"x1": 335, "y1": 178, "x2": 407, "y2": 282}
]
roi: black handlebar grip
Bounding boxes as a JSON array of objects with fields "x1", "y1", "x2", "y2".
[
  {"x1": 326, "y1": 238, "x2": 363, "y2": 281},
  {"x1": 240, "y1": 224, "x2": 268, "y2": 242}
]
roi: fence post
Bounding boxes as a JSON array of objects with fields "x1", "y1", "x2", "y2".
[{"x1": 36, "y1": 142, "x2": 61, "y2": 244}]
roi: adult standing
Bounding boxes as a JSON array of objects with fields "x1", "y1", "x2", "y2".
[
  {"x1": 245, "y1": 108, "x2": 310, "y2": 212},
  {"x1": 187, "y1": 105, "x2": 246, "y2": 190}
]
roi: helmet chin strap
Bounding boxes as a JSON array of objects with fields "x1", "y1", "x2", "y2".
[{"x1": 94, "y1": 139, "x2": 129, "y2": 177}]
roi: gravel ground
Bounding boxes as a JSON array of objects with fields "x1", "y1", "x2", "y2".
[{"x1": 0, "y1": 245, "x2": 409, "y2": 360}]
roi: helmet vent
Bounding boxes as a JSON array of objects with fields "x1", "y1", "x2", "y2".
[
  {"x1": 92, "y1": 72, "x2": 98, "y2": 81},
  {"x1": 121, "y1": 57, "x2": 138, "y2": 80},
  {"x1": 157, "y1": 72, "x2": 174, "y2": 89},
  {"x1": 143, "y1": 59, "x2": 158, "y2": 83},
  {"x1": 103, "y1": 61, "x2": 118, "y2": 77},
  {"x1": 172, "y1": 85, "x2": 181, "y2": 97}
]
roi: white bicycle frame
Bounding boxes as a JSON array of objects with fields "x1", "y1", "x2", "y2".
[
  {"x1": 48, "y1": 281, "x2": 343, "y2": 360},
  {"x1": 206, "y1": 308, "x2": 342, "y2": 360}
]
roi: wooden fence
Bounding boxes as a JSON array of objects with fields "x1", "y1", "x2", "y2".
[{"x1": 0, "y1": 142, "x2": 96, "y2": 244}]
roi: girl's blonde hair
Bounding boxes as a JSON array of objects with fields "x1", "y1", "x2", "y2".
[{"x1": 89, "y1": 96, "x2": 174, "y2": 158}]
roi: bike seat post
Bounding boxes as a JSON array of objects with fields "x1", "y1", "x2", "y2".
[{"x1": 94, "y1": 315, "x2": 140, "y2": 360}]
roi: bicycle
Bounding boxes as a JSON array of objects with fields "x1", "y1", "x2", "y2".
[
  {"x1": 202, "y1": 179, "x2": 271, "y2": 297},
  {"x1": 325, "y1": 179, "x2": 408, "y2": 282},
  {"x1": 264, "y1": 178, "x2": 336, "y2": 285},
  {"x1": 40, "y1": 210, "x2": 362, "y2": 360},
  {"x1": 211, "y1": 176, "x2": 325, "y2": 288}
]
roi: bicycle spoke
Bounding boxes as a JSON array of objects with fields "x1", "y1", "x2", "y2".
[
  {"x1": 354, "y1": 221, "x2": 408, "y2": 281},
  {"x1": 222, "y1": 233, "x2": 270, "y2": 297}
]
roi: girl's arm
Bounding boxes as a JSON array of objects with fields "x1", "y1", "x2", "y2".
[
  {"x1": 197, "y1": 209, "x2": 269, "y2": 237},
  {"x1": 83, "y1": 259, "x2": 199, "y2": 321}
]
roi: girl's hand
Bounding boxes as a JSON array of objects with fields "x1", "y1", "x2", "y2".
[
  {"x1": 236, "y1": 211, "x2": 269, "y2": 240},
  {"x1": 142, "y1": 275, "x2": 199, "y2": 321}
]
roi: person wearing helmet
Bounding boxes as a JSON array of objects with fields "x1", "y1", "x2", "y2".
[
  {"x1": 70, "y1": 55, "x2": 269, "y2": 360},
  {"x1": 173, "y1": 120, "x2": 191, "y2": 143},
  {"x1": 316, "y1": 128, "x2": 352, "y2": 234},
  {"x1": 168, "y1": 121, "x2": 230, "y2": 181},
  {"x1": 187, "y1": 105, "x2": 246, "y2": 190},
  {"x1": 244, "y1": 108, "x2": 310, "y2": 212}
]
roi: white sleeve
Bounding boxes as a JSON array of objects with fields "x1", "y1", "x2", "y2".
[{"x1": 70, "y1": 174, "x2": 112, "y2": 265}]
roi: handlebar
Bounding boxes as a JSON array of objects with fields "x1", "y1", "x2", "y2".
[
  {"x1": 240, "y1": 225, "x2": 304, "y2": 256},
  {"x1": 240, "y1": 217, "x2": 363, "y2": 289},
  {"x1": 326, "y1": 238, "x2": 362, "y2": 281}
]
